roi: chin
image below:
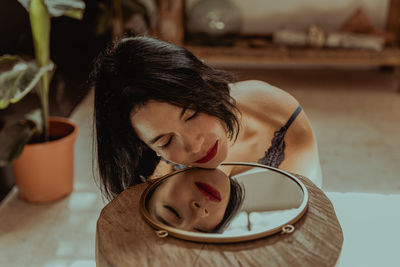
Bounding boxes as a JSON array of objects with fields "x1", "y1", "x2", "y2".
[
  {"x1": 199, "y1": 161, "x2": 221, "y2": 169},
  {"x1": 196, "y1": 153, "x2": 226, "y2": 169}
]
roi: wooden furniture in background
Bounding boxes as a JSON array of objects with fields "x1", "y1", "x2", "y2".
[
  {"x1": 96, "y1": 174, "x2": 343, "y2": 266},
  {"x1": 156, "y1": 0, "x2": 400, "y2": 90},
  {"x1": 155, "y1": 0, "x2": 185, "y2": 45},
  {"x1": 186, "y1": 42, "x2": 400, "y2": 66},
  {"x1": 387, "y1": 0, "x2": 400, "y2": 42}
]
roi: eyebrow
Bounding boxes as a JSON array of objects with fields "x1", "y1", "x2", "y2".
[
  {"x1": 147, "y1": 108, "x2": 187, "y2": 145},
  {"x1": 155, "y1": 211, "x2": 213, "y2": 233}
]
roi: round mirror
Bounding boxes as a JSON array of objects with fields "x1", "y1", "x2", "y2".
[{"x1": 140, "y1": 162, "x2": 308, "y2": 243}]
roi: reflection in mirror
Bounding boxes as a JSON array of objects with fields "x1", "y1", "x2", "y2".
[
  {"x1": 225, "y1": 167, "x2": 303, "y2": 235},
  {"x1": 144, "y1": 164, "x2": 306, "y2": 238},
  {"x1": 146, "y1": 168, "x2": 245, "y2": 233}
]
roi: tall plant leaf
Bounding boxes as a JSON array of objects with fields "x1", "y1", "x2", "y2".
[
  {"x1": 30, "y1": 0, "x2": 51, "y2": 140},
  {"x1": 0, "y1": 55, "x2": 54, "y2": 109}
]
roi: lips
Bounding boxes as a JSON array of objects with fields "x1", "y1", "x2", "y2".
[
  {"x1": 194, "y1": 140, "x2": 218, "y2": 164},
  {"x1": 195, "y1": 182, "x2": 221, "y2": 202}
]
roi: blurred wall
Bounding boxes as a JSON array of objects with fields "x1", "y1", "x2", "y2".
[{"x1": 186, "y1": 0, "x2": 390, "y2": 33}]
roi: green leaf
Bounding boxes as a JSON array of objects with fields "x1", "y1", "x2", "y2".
[
  {"x1": 45, "y1": 0, "x2": 85, "y2": 18},
  {"x1": 0, "y1": 110, "x2": 41, "y2": 166},
  {"x1": 30, "y1": 0, "x2": 51, "y2": 141},
  {"x1": 62, "y1": 9, "x2": 83, "y2": 20},
  {"x1": 17, "y1": 0, "x2": 85, "y2": 19},
  {"x1": 0, "y1": 55, "x2": 54, "y2": 109},
  {"x1": 30, "y1": 0, "x2": 50, "y2": 69}
]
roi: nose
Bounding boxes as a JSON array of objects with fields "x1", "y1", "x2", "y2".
[
  {"x1": 191, "y1": 200, "x2": 209, "y2": 218},
  {"x1": 184, "y1": 134, "x2": 204, "y2": 154}
]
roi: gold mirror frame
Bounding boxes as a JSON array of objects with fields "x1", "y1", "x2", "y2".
[{"x1": 139, "y1": 162, "x2": 309, "y2": 243}]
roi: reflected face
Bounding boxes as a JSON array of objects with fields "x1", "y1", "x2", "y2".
[
  {"x1": 147, "y1": 168, "x2": 231, "y2": 232},
  {"x1": 130, "y1": 100, "x2": 229, "y2": 168},
  {"x1": 140, "y1": 164, "x2": 309, "y2": 243}
]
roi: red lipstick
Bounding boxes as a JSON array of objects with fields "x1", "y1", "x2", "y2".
[
  {"x1": 195, "y1": 182, "x2": 221, "y2": 202},
  {"x1": 194, "y1": 140, "x2": 218, "y2": 164}
]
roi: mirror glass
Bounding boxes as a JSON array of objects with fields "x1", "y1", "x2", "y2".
[{"x1": 140, "y1": 162, "x2": 308, "y2": 243}]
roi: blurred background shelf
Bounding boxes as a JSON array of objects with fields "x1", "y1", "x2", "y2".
[
  {"x1": 157, "y1": 0, "x2": 400, "y2": 68},
  {"x1": 186, "y1": 44, "x2": 400, "y2": 66}
]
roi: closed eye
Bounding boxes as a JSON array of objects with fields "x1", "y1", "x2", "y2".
[
  {"x1": 164, "y1": 205, "x2": 181, "y2": 219},
  {"x1": 185, "y1": 111, "x2": 198, "y2": 122},
  {"x1": 160, "y1": 136, "x2": 173, "y2": 149}
]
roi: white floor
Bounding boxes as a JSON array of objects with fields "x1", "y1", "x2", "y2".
[{"x1": 0, "y1": 67, "x2": 399, "y2": 266}]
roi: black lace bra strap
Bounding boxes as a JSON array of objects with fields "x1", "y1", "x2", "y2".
[
  {"x1": 257, "y1": 129, "x2": 286, "y2": 168},
  {"x1": 282, "y1": 105, "x2": 302, "y2": 131},
  {"x1": 257, "y1": 106, "x2": 303, "y2": 168}
]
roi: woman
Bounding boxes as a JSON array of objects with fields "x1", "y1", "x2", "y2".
[
  {"x1": 146, "y1": 167, "x2": 244, "y2": 233},
  {"x1": 92, "y1": 36, "x2": 322, "y2": 200}
]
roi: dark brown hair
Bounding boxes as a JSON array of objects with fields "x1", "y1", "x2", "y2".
[{"x1": 91, "y1": 36, "x2": 240, "y2": 200}]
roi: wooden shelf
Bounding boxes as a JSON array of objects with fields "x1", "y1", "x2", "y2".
[
  {"x1": 185, "y1": 45, "x2": 400, "y2": 66},
  {"x1": 155, "y1": 0, "x2": 400, "y2": 91},
  {"x1": 156, "y1": 0, "x2": 400, "y2": 68}
]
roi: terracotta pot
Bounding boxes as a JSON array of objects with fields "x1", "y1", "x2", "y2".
[{"x1": 12, "y1": 117, "x2": 79, "y2": 203}]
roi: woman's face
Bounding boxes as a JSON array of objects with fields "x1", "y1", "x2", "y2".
[
  {"x1": 147, "y1": 168, "x2": 231, "y2": 232},
  {"x1": 131, "y1": 100, "x2": 229, "y2": 168}
]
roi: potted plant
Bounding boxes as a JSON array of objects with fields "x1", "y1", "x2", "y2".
[{"x1": 0, "y1": 0, "x2": 85, "y2": 203}]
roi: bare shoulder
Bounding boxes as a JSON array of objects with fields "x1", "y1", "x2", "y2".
[
  {"x1": 229, "y1": 80, "x2": 300, "y2": 121},
  {"x1": 230, "y1": 80, "x2": 322, "y2": 186}
]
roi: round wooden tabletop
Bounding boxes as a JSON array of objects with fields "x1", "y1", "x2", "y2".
[{"x1": 96, "y1": 174, "x2": 343, "y2": 267}]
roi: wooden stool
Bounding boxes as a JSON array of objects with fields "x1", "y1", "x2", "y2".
[{"x1": 96, "y1": 175, "x2": 343, "y2": 267}]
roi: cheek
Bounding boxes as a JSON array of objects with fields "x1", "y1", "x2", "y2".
[
  {"x1": 163, "y1": 146, "x2": 188, "y2": 164},
  {"x1": 201, "y1": 138, "x2": 228, "y2": 168},
  {"x1": 207, "y1": 118, "x2": 229, "y2": 149},
  {"x1": 201, "y1": 116, "x2": 229, "y2": 146},
  {"x1": 168, "y1": 185, "x2": 192, "y2": 203},
  {"x1": 201, "y1": 205, "x2": 226, "y2": 229},
  {"x1": 218, "y1": 139, "x2": 228, "y2": 159},
  {"x1": 203, "y1": 116, "x2": 222, "y2": 132}
]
